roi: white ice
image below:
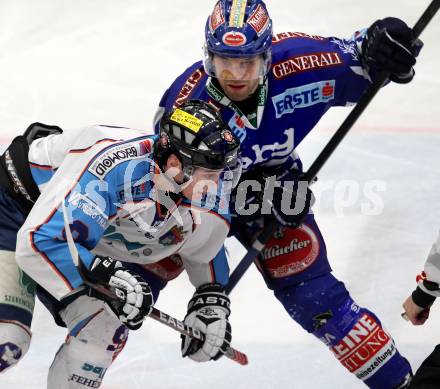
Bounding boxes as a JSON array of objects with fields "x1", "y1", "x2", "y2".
[{"x1": 0, "y1": 1, "x2": 439, "y2": 388}]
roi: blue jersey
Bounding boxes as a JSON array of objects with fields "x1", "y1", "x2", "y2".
[
  {"x1": 155, "y1": 30, "x2": 371, "y2": 173},
  {"x1": 153, "y1": 30, "x2": 374, "y2": 290}
]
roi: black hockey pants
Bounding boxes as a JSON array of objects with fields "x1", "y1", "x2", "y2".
[{"x1": 409, "y1": 345, "x2": 440, "y2": 389}]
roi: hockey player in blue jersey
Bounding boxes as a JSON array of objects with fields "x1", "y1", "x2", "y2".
[
  {"x1": 0, "y1": 101, "x2": 242, "y2": 387},
  {"x1": 152, "y1": 1, "x2": 424, "y2": 388}
]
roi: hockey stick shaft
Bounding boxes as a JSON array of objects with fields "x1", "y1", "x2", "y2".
[
  {"x1": 61, "y1": 202, "x2": 248, "y2": 365},
  {"x1": 226, "y1": 0, "x2": 440, "y2": 296},
  {"x1": 149, "y1": 308, "x2": 248, "y2": 365},
  {"x1": 305, "y1": 0, "x2": 439, "y2": 183}
]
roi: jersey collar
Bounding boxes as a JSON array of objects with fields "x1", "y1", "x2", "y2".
[{"x1": 206, "y1": 77, "x2": 267, "y2": 130}]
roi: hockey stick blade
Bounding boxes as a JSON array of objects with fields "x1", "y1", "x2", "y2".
[
  {"x1": 226, "y1": 0, "x2": 440, "y2": 296},
  {"x1": 61, "y1": 202, "x2": 248, "y2": 365}
]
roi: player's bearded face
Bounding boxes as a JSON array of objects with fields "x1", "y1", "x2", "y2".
[{"x1": 213, "y1": 55, "x2": 262, "y2": 102}]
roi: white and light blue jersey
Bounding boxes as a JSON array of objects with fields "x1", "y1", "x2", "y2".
[{"x1": 16, "y1": 126, "x2": 231, "y2": 301}]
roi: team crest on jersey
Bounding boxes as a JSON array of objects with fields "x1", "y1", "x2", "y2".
[
  {"x1": 330, "y1": 37, "x2": 360, "y2": 61},
  {"x1": 88, "y1": 141, "x2": 147, "y2": 179},
  {"x1": 261, "y1": 224, "x2": 320, "y2": 278},
  {"x1": 272, "y1": 80, "x2": 336, "y2": 118},
  {"x1": 159, "y1": 226, "x2": 187, "y2": 246}
]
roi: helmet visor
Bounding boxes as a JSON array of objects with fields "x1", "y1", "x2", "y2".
[
  {"x1": 204, "y1": 48, "x2": 270, "y2": 81},
  {"x1": 183, "y1": 159, "x2": 242, "y2": 204},
  {"x1": 184, "y1": 153, "x2": 242, "y2": 189}
]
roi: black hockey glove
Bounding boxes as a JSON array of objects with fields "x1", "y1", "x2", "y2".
[
  {"x1": 88, "y1": 256, "x2": 154, "y2": 330},
  {"x1": 181, "y1": 283, "x2": 231, "y2": 362},
  {"x1": 234, "y1": 166, "x2": 313, "y2": 228},
  {"x1": 362, "y1": 17, "x2": 423, "y2": 84}
]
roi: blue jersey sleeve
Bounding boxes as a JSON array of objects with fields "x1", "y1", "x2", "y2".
[
  {"x1": 154, "y1": 61, "x2": 207, "y2": 134},
  {"x1": 325, "y1": 29, "x2": 373, "y2": 105},
  {"x1": 210, "y1": 246, "x2": 230, "y2": 286}
]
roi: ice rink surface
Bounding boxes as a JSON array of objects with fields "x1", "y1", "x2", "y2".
[{"x1": 0, "y1": 1, "x2": 439, "y2": 388}]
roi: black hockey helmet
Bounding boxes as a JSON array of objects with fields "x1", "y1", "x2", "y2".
[{"x1": 156, "y1": 100, "x2": 241, "y2": 185}]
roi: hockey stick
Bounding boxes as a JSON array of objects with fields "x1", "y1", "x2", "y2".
[
  {"x1": 225, "y1": 0, "x2": 440, "y2": 296},
  {"x1": 61, "y1": 202, "x2": 248, "y2": 365}
]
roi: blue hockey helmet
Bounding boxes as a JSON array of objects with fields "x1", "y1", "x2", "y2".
[{"x1": 204, "y1": 0, "x2": 273, "y2": 77}]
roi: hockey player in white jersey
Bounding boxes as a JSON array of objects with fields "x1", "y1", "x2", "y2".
[
  {"x1": 0, "y1": 100, "x2": 241, "y2": 387},
  {"x1": 401, "y1": 232, "x2": 440, "y2": 388},
  {"x1": 403, "y1": 231, "x2": 440, "y2": 325}
]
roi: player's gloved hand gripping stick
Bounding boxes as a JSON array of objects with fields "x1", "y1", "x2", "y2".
[
  {"x1": 225, "y1": 0, "x2": 440, "y2": 296},
  {"x1": 61, "y1": 202, "x2": 248, "y2": 365}
]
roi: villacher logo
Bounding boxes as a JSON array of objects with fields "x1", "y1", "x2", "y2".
[{"x1": 262, "y1": 224, "x2": 320, "y2": 278}]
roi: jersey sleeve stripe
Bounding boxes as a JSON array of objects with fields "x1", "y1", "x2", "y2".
[
  {"x1": 29, "y1": 162, "x2": 54, "y2": 170},
  {"x1": 0, "y1": 304, "x2": 34, "y2": 330},
  {"x1": 209, "y1": 260, "x2": 216, "y2": 283},
  {"x1": 210, "y1": 248, "x2": 229, "y2": 286},
  {"x1": 69, "y1": 138, "x2": 119, "y2": 154},
  {"x1": 0, "y1": 320, "x2": 32, "y2": 338},
  {"x1": 70, "y1": 308, "x2": 104, "y2": 337}
]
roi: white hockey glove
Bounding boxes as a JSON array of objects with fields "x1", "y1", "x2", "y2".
[
  {"x1": 181, "y1": 283, "x2": 231, "y2": 362},
  {"x1": 88, "y1": 256, "x2": 154, "y2": 330}
]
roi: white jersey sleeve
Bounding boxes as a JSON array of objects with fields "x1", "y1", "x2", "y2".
[
  {"x1": 178, "y1": 206, "x2": 230, "y2": 288},
  {"x1": 16, "y1": 125, "x2": 153, "y2": 301},
  {"x1": 418, "y1": 231, "x2": 440, "y2": 298}
]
